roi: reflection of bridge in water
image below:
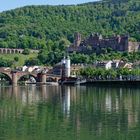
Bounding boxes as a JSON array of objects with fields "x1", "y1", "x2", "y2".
[{"x1": 0, "y1": 68, "x2": 61, "y2": 85}]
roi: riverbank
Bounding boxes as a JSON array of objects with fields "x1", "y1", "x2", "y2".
[{"x1": 86, "y1": 80, "x2": 140, "y2": 86}]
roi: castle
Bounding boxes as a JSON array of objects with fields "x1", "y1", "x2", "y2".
[{"x1": 67, "y1": 32, "x2": 140, "y2": 53}]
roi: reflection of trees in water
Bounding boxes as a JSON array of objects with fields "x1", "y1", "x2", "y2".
[
  {"x1": 0, "y1": 86, "x2": 140, "y2": 139},
  {"x1": 0, "y1": 85, "x2": 62, "y2": 140},
  {"x1": 60, "y1": 86, "x2": 140, "y2": 138}
]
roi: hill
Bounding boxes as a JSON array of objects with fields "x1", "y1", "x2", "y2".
[
  {"x1": 0, "y1": 53, "x2": 38, "y2": 67},
  {"x1": 0, "y1": 0, "x2": 140, "y2": 50}
]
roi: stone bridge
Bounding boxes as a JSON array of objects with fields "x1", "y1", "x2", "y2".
[
  {"x1": 0, "y1": 68, "x2": 61, "y2": 85},
  {"x1": 0, "y1": 48, "x2": 39, "y2": 54}
]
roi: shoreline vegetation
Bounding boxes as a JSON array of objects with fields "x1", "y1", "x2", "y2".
[{"x1": 79, "y1": 67, "x2": 140, "y2": 80}]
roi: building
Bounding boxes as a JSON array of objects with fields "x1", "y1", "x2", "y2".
[
  {"x1": 111, "y1": 60, "x2": 120, "y2": 69},
  {"x1": 71, "y1": 64, "x2": 85, "y2": 76},
  {"x1": 52, "y1": 63, "x2": 62, "y2": 75},
  {"x1": 95, "y1": 60, "x2": 133, "y2": 70},
  {"x1": 52, "y1": 56, "x2": 71, "y2": 77},
  {"x1": 96, "y1": 61, "x2": 112, "y2": 70},
  {"x1": 67, "y1": 33, "x2": 140, "y2": 54}
]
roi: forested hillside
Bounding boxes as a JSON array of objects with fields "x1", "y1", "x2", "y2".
[{"x1": 0, "y1": 0, "x2": 140, "y2": 50}]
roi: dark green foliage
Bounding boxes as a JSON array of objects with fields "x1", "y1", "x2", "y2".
[
  {"x1": 38, "y1": 49, "x2": 64, "y2": 65},
  {"x1": 0, "y1": 58, "x2": 13, "y2": 67},
  {"x1": 37, "y1": 51, "x2": 140, "y2": 66},
  {"x1": 0, "y1": 0, "x2": 139, "y2": 50},
  {"x1": 25, "y1": 58, "x2": 41, "y2": 66},
  {"x1": 79, "y1": 67, "x2": 140, "y2": 78},
  {"x1": 14, "y1": 56, "x2": 19, "y2": 62},
  {"x1": 22, "y1": 48, "x2": 30, "y2": 55}
]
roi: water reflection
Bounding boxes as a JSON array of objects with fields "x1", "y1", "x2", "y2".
[
  {"x1": 61, "y1": 86, "x2": 71, "y2": 117},
  {"x1": 0, "y1": 85, "x2": 140, "y2": 139}
]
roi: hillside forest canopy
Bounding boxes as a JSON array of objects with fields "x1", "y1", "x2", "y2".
[{"x1": 0, "y1": 0, "x2": 140, "y2": 66}]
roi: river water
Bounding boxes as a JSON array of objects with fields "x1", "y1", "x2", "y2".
[{"x1": 0, "y1": 84, "x2": 140, "y2": 140}]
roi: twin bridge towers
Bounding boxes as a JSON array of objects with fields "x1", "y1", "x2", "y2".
[{"x1": 0, "y1": 69, "x2": 60, "y2": 85}]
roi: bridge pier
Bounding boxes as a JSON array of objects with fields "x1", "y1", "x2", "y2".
[
  {"x1": 41, "y1": 73, "x2": 46, "y2": 83},
  {"x1": 12, "y1": 71, "x2": 17, "y2": 85}
]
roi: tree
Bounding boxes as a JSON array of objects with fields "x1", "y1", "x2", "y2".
[
  {"x1": 0, "y1": 58, "x2": 13, "y2": 67},
  {"x1": 25, "y1": 58, "x2": 41, "y2": 66},
  {"x1": 117, "y1": 68, "x2": 130, "y2": 76},
  {"x1": 58, "y1": 38, "x2": 70, "y2": 51},
  {"x1": 22, "y1": 48, "x2": 30, "y2": 55},
  {"x1": 0, "y1": 0, "x2": 139, "y2": 51},
  {"x1": 14, "y1": 56, "x2": 19, "y2": 62},
  {"x1": 38, "y1": 49, "x2": 49, "y2": 64}
]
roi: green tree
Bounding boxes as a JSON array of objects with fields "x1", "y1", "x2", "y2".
[
  {"x1": 25, "y1": 58, "x2": 41, "y2": 66},
  {"x1": 22, "y1": 48, "x2": 30, "y2": 55},
  {"x1": 14, "y1": 56, "x2": 19, "y2": 62},
  {"x1": 0, "y1": 58, "x2": 13, "y2": 67}
]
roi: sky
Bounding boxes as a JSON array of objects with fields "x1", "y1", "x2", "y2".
[{"x1": 0, "y1": 0, "x2": 98, "y2": 12}]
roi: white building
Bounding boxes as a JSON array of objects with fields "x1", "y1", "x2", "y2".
[
  {"x1": 22, "y1": 66, "x2": 28, "y2": 72},
  {"x1": 96, "y1": 61, "x2": 112, "y2": 70},
  {"x1": 111, "y1": 60, "x2": 120, "y2": 69}
]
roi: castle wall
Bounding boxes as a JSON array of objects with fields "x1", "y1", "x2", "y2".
[
  {"x1": 128, "y1": 42, "x2": 140, "y2": 52},
  {"x1": 67, "y1": 33, "x2": 140, "y2": 53},
  {"x1": 118, "y1": 36, "x2": 129, "y2": 51}
]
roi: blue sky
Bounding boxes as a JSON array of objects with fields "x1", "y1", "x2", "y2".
[{"x1": 0, "y1": 0, "x2": 97, "y2": 12}]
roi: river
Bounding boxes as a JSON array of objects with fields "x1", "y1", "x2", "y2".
[{"x1": 0, "y1": 84, "x2": 140, "y2": 140}]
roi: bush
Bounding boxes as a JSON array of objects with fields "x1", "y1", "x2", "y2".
[
  {"x1": 0, "y1": 58, "x2": 13, "y2": 67},
  {"x1": 22, "y1": 48, "x2": 30, "y2": 55},
  {"x1": 25, "y1": 58, "x2": 41, "y2": 66}
]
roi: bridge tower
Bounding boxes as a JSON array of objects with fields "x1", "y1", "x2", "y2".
[
  {"x1": 65, "y1": 56, "x2": 71, "y2": 77},
  {"x1": 61, "y1": 56, "x2": 71, "y2": 79}
]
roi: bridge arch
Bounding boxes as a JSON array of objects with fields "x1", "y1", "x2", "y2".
[
  {"x1": 3, "y1": 49, "x2": 6, "y2": 54},
  {"x1": 11, "y1": 50, "x2": 15, "y2": 54},
  {"x1": 0, "y1": 72, "x2": 12, "y2": 84},
  {"x1": 46, "y1": 77, "x2": 56, "y2": 82},
  {"x1": 7, "y1": 49, "x2": 11, "y2": 54},
  {"x1": 15, "y1": 50, "x2": 18, "y2": 53},
  {"x1": 0, "y1": 49, "x2": 3, "y2": 53},
  {"x1": 19, "y1": 50, "x2": 22, "y2": 53},
  {"x1": 46, "y1": 76, "x2": 61, "y2": 82},
  {"x1": 18, "y1": 73, "x2": 37, "y2": 83}
]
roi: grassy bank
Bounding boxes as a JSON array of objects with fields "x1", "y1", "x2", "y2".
[{"x1": 0, "y1": 53, "x2": 38, "y2": 66}]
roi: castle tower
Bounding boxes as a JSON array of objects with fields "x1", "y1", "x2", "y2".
[
  {"x1": 119, "y1": 35, "x2": 129, "y2": 51},
  {"x1": 73, "y1": 32, "x2": 81, "y2": 47},
  {"x1": 117, "y1": 35, "x2": 121, "y2": 43}
]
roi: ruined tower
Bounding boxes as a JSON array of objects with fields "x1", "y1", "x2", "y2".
[{"x1": 73, "y1": 32, "x2": 81, "y2": 47}]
